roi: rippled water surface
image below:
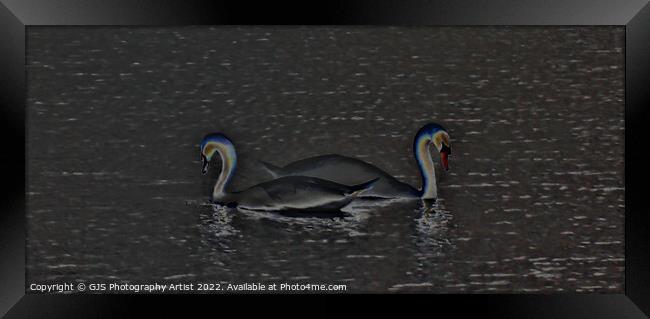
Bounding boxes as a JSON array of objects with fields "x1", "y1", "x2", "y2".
[{"x1": 27, "y1": 26, "x2": 624, "y2": 292}]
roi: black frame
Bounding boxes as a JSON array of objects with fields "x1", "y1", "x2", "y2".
[{"x1": 1, "y1": 0, "x2": 649, "y2": 317}]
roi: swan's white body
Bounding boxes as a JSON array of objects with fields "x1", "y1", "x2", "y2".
[
  {"x1": 261, "y1": 154, "x2": 421, "y2": 199},
  {"x1": 260, "y1": 123, "x2": 451, "y2": 200}
]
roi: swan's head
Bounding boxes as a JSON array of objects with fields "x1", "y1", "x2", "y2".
[
  {"x1": 199, "y1": 133, "x2": 236, "y2": 175},
  {"x1": 415, "y1": 123, "x2": 452, "y2": 171}
]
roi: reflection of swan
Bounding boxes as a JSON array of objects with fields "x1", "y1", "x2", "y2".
[
  {"x1": 200, "y1": 133, "x2": 377, "y2": 213},
  {"x1": 260, "y1": 123, "x2": 451, "y2": 201}
]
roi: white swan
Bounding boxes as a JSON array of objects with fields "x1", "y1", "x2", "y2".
[
  {"x1": 200, "y1": 133, "x2": 377, "y2": 213},
  {"x1": 260, "y1": 123, "x2": 451, "y2": 201}
]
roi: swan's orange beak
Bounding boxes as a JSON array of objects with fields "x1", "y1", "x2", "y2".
[
  {"x1": 440, "y1": 151, "x2": 449, "y2": 171},
  {"x1": 439, "y1": 142, "x2": 451, "y2": 171}
]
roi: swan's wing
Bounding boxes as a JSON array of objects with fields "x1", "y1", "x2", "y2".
[
  {"x1": 257, "y1": 176, "x2": 338, "y2": 199},
  {"x1": 280, "y1": 154, "x2": 394, "y2": 183},
  {"x1": 260, "y1": 179, "x2": 299, "y2": 201}
]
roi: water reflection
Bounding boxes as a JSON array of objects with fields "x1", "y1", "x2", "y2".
[{"x1": 196, "y1": 197, "x2": 455, "y2": 284}]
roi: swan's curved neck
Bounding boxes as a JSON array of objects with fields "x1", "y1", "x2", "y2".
[
  {"x1": 212, "y1": 144, "x2": 237, "y2": 199},
  {"x1": 414, "y1": 137, "x2": 437, "y2": 199}
]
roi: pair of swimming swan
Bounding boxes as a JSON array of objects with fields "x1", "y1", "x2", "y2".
[{"x1": 200, "y1": 123, "x2": 451, "y2": 213}]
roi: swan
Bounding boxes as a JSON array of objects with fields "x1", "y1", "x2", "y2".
[
  {"x1": 260, "y1": 123, "x2": 451, "y2": 201},
  {"x1": 200, "y1": 133, "x2": 377, "y2": 213}
]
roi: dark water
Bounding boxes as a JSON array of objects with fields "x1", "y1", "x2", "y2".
[{"x1": 26, "y1": 26, "x2": 624, "y2": 292}]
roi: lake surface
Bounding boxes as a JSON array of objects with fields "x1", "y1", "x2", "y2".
[{"x1": 26, "y1": 26, "x2": 624, "y2": 292}]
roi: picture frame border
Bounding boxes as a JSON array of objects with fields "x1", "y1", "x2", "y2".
[{"x1": 1, "y1": 0, "x2": 648, "y2": 317}]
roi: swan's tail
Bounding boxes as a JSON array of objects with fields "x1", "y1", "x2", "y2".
[
  {"x1": 345, "y1": 178, "x2": 380, "y2": 197},
  {"x1": 259, "y1": 160, "x2": 282, "y2": 178}
]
